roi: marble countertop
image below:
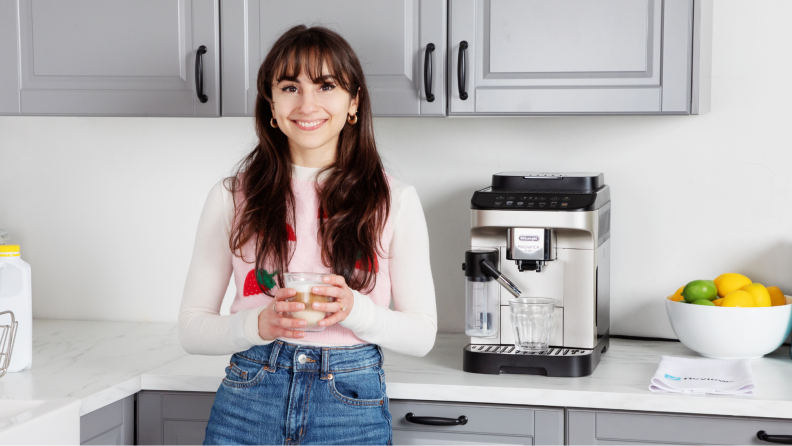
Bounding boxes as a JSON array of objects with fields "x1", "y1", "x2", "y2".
[{"x1": 4, "y1": 320, "x2": 792, "y2": 419}]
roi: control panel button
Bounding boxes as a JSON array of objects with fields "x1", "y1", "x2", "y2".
[
  {"x1": 505, "y1": 201, "x2": 514, "y2": 206},
  {"x1": 496, "y1": 196, "x2": 505, "y2": 200},
  {"x1": 539, "y1": 202, "x2": 546, "y2": 207},
  {"x1": 561, "y1": 203, "x2": 569, "y2": 208},
  {"x1": 551, "y1": 197, "x2": 559, "y2": 201},
  {"x1": 516, "y1": 202, "x2": 524, "y2": 206},
  {"x1": 562, "y1": 197, "x2": 571, "y2": 201},
  {"x1": 507, "y1": 196, "x2": 515, "y2": 200},
  {"x1": 494, "y1": 202, "x2": 502, "y2": 206},
  {"x1": 539, "y1": 197, "x2": 547, "y2": 201},
  {"x1": 550, "y1": 202, "x2": 558, "y2": 207},
  {"x1": 527, "y1": 203, "x2": 535, "y2": 207}
]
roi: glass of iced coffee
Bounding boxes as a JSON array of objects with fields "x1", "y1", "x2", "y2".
[{"x1": 283, "y1": 273, "x2": 335, "y2": 332}]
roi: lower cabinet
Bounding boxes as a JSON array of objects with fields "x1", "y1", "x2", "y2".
[
  {"x1": 79, "y1": 395, "x2": 135, "y2": 445},
  {"x1": 87, "y1": 392, "x2": 792, "y2": 445},
  {"x1": 567, "y1": 408, "x2": 792, "y2": 445},
  {"x1": 137, "y1": 391, "x2": 216, "y2": 445}
]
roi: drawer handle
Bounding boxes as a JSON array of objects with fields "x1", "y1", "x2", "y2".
[
  {"x1": 405, "y1": 412, "x2": 468, "y2": 426},
  {"x1": 758, "y1": 431, "x2": 792, "y2": 444},
  {"x1": 424, "y1": 43, "x2": 435, "y2": 102},
  {"x1": 195, "y1": 45, "x2": 209, "y2": 103},
  {"x1": 457, "y1": 41, "x2": 468, "y2": 100}
]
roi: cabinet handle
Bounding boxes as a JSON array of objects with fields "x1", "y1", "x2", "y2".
[
  {"x1": 195, "y1": 45, "x2": 208, "y2": 104},
  {"x1": 424, "y1": 43, "x2": 435, "y2": 102},
  {"x1": 405, "y1": 412, "x2": 468, "y2": 426},
  {"x1": 758, "y1": 431, "x2": 792, "y2": 444},
  {"x1": 457, "y1": 41, "x2": 468, "y2": 100}
]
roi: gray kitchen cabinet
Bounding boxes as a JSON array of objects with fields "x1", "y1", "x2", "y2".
[
  {"x1": 448, "y1": 0, "x2": 712, "y2": 115},
  {"x1": 0, "y1": 0, "x2": 220, "y2": 116},
  {"x1": 221, "y1": 0, "x2": 447, "y2": 117},
  {"x1": 391, "y1": 400, "x2": 563, "y2": 445},
  {"x1": 80, "y1": 394, "x2": 134, "y2": 445},
  {"x1": 137, "y1": 391, "x2": 216, "y2": 445},
  {"x1": 567, "y1": 408, "x2": 792, "y2": 445}
]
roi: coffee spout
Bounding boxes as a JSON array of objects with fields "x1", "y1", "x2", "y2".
[{"x1": 480, "y1": 259, "x2": 522, "y2": 298}]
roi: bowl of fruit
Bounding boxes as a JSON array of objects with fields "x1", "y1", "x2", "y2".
[{"x1": 665, "y1": 273, "x2": 792, "y2": 359}]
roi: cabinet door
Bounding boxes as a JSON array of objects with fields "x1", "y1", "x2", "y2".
[
  {"x1": 567, "y1": 408, "x2": 792, "y2": 445},
  {"x1": 391, "y1": 400, "x2": 563, "y2": 445},
  {"x1": 137, "y1": 391, "x2": 216, "y2": 445},
  {"x1": 80, "y1": 395, "x2": 134, "y2": 445},
  {"x1": 222, "y1": 0, "x2": 446, "y2": 117},
  {"x1": 449, "y1": 0, "x2": 693, "y2": 115},
  {"x1": 5, "y1": 0, "x2": 220, "y2": 116}
]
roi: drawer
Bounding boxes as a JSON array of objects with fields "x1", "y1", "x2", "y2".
[
  {"x1": 568, "y1": 408, "x2": 792, "y2": 445},
  {"x1": 390, "y1": 399, "x2": 562, "y2": 443}
]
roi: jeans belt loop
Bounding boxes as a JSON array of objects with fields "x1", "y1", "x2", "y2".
[
  {"x1": 266, "y1": 341, "x2": 283, "y2": 373},
  {"x1": 321, "y1": 348, "x2": 331, "y2": 379}
]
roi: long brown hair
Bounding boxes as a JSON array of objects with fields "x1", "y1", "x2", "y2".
[{"x1": 227, "y1": 25, "x2": 390, "y2": 295}]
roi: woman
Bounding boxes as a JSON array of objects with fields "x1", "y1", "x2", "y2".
[{"x1": 178, "y1": 25, "x2": 437, "y2": 445}]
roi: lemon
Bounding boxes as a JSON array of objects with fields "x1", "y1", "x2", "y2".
[
  {"x1": 712, "y1": 298, "x2": 724, "y2": 306},
  {"x1": 714, "y1": 273, "x2": 752, "y2": 298},
  {"x1": 741, "y1": 283, "x2": 771, "y2": 307},
  {"x1": 682, "y1": 280, "x2": 718, "y2": 303},
  {"x1": 673, "y1": 286, "x2": 684, "y2": 300},
  {"x1": 721, "y1": 290, "x2": 756, "y2": 307},
  {"x1": 767, "y1": 286, "x2": 786, "y2": 306},
  {"x1": 667, "y1": 295, "x2": 685, "y2": 302},
  {"x1": 691, "y1": 299, "x2": 716, "y2": 306}
]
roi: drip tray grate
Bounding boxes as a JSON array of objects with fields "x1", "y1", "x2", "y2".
[{"x1": 467, "y1": 344, "x2": 593, "y2": 356}]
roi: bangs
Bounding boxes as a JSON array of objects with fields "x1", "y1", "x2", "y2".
[{"x1": 271, "y1": 37, "x2": 353, "y2": 93}]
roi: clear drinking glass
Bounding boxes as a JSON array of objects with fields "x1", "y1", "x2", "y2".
[
  {"x1": 283, "y1": 273, "x2": 334, "y2": 332},
  {"x1": 509, "y1": 297, "x2": 555, "y2": 352}
]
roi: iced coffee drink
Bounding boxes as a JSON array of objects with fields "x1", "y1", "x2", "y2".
[{"x1": 283, "y1": 273, "x2": 334, "y2": 332}]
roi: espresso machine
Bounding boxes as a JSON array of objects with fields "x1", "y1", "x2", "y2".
[{"x1": 462, "y1": 172, "x2": 611, "y2": 377}]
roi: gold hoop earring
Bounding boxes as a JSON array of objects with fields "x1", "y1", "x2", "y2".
[
  {"x1": 347, "y1": 113, "x2": 358, "y2": 125},
  {"x1": 270, "y1": 118, "x2": 278, "y2": 128}
]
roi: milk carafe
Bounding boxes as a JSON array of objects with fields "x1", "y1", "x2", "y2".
[
  {"x1": 464, "y1": 250, "x2": 502, "y2": 337},
  {"x1": 0, "y1": 245, "x2": 32, "y2": 372}
]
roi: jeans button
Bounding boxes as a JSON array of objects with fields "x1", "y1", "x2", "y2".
[{"x1": 297, "y1": 354, "x2": 307, "y2": 364}]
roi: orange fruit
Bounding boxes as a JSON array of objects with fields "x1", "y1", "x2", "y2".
[
  {"x1": 714, "y1": 273, "x2": 752, "y2": 298},
  {"x1": 721, "y1": 290, "x2": 756, "y2": 307},
  {"x1": 667, "y1": 295, "x2": 685, "y2": 302},
  {"x1": 741, "y1": 283, "x2": 771, "y2": 307},
  {"x1": 767, "y1": 286, "x2": 786, "y2": 306},
  {"x1": 712, "y1": 298, "x2": 724, "y2": 306}
]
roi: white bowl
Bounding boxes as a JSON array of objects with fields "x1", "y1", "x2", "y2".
[{"x1": 665, "y1": 297, "x2": 792, "y2": 359}]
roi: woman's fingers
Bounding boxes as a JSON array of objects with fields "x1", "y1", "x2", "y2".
[
  {"x1": 271, "y1": 314, "x2": 307, "y2": 329},
  {"x1": 273, "y1": 301, "x2": 305, "y2": 313},
  {"x1": 318, "y1": 312, "x2": 345, "y2": 327},
  {"x1": 310, "y1": 301, "x2": 344, "y2": 313},
  {"x1": 323, "y1": 274, "x2": 347, "y2": 287},
  {"x1": 273, "y1": 287, "x2": 296, "y2": 301},
  {"x1": 311, "y1": 285, "x2": 341, "y2": 299},
  {"x1": 273, "y1": 327, "x2": 306, "y2": 339}
]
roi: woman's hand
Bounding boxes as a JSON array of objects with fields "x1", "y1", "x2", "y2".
[
  {"x1": 311, "y1": 275, "x2": 354, "y2": 327},
  {"x1": 257, "y1": 288, "x2": 308, "y2": 341}
]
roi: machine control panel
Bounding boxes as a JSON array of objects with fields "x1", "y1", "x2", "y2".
[{"x1": 471, "y1": 189, "x2": 597, "y2": 211}]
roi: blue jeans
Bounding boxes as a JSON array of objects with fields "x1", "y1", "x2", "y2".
[{"x1": 203, "y1": 341, "x2": 392, "y2": 445}]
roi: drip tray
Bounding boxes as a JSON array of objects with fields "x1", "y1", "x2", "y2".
[
  {"x1": 462, "y1": 335, "x2": 609, "y2": 377},
  {"x1": 467, "y1": 345, "x2": 592, "y2": 356}
]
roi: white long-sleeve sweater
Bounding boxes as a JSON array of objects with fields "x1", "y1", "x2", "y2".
[{"x1": 178, "y1": 165, "x2": 438, "y2": 357}]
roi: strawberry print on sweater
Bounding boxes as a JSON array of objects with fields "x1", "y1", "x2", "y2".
[
  {"x1": 355, "y1": 252, "x2": 379, "y2": 273},
  {"x1": 287, "y1": 223, "x2": 297, "y2": 241},
  {"x1": 243, "y1": 268, "x2": 277, "y2": 296}
]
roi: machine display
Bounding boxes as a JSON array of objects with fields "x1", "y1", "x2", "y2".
[{"x1": 463, "y1": 172, "x2": 611, "y2": 377}]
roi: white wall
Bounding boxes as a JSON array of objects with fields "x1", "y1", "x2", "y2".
[{"x1": 1, "y1": 1, "x2": 791, "y2": 337}]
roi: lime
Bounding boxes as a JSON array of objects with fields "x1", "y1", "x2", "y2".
[
  {"x1": 691, "y1": 299, "x2": 716, "y2": 306},
  {"x1": 682, "y1": 280, "x2": 719, "y2": 303}
]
